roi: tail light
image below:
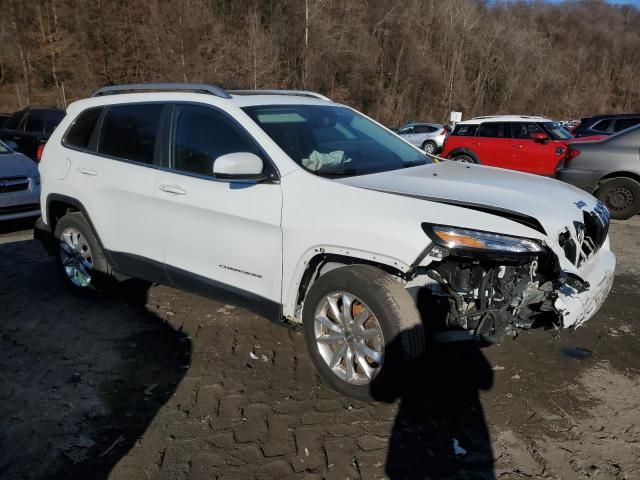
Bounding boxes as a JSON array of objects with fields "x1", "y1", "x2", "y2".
[
  {"x1": 36, "y1": 144, "x2": 45, "y2": 162},
  {"x1": 567, "y1": 148, "x2": 581, "y2": 160}
]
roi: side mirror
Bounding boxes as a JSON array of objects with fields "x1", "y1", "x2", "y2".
[
  {"x1": 529, "y1": 132, "x2": 548, "y2": 143},
  {"x1": 5, "y1": 141, "x2": 18, "y2": 151},
  {"x1": 213, "y1": 152, "x2": 266, "y2": 181}
]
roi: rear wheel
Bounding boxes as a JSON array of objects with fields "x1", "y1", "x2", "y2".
[
  {"x1": 303, "y1": 265, "x2": 425, "y2": 401},
  {"x1": 422, "y1": 141, "x2": 437, "y2": 155},
  {"x1": 54, "y1": 212, "x2": 111, "y2": 294},
  {"x1": 452, "y1": 153, "x2": 476, "y2": 164},
  {"x1": 595, "y1": 177, "x2": 640, "y2": 220}
]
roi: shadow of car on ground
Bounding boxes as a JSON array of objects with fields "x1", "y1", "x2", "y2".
[{"x1": 0, "y1": 235, "x2": 191, "y2": 480}]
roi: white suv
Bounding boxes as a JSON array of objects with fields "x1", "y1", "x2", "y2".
[{"x1": 35, "y1": 84, "x2": 615, "y2": 400}]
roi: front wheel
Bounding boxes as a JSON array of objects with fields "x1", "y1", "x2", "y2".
[
  {"x1": 302, "y1": 265, "x2": 425, "y2": 401},
  {"x1": 595, "y1": 177, "x2": 640, "y2": 220}
]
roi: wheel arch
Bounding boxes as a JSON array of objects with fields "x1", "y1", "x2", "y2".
[
  {"x1": 597, "y1": 171, "x2": 640, "y2": 188},
  {"x1": 447, "y1": 147, "x2": 480, "y2": 163},
  {"x1": 284, "y1": 248, "x2": 409, "y2": 322},
  {"x1": 46, "y1": 193, "x2": 108, "y2": 253}
]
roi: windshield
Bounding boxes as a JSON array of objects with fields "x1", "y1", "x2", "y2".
[
  {"x1": 542, "y1": 122, "x2": 574, "y2": 140},
  {"x1": 243, "y1": 105, "x2": 431, "y2": 177},
  {"x1": 0, "y1": 141, "x2": 10, "y2": 154}
]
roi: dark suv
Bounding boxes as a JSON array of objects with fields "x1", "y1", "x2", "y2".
[
  {"x1": 0, "y1": 107, "x2": 65, "y2": 161},
  {"x1": 572, "y1": 114, "x2": 640, "y2": 138}
]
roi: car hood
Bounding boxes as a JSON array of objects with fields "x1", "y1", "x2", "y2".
[
  {"x1": 0, "y1": 152, "x2": 38, "y2": 178},
  {"x1": 335, "y1": 161, "x2": 599, "y2": 241}
]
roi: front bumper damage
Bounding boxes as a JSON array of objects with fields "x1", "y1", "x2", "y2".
[
  {"x1": 408, "y1": 227, "x2": 615, "y2": 343},
  {"x1": 555, "y1": 247, "x2": 615, "y2": 328}
]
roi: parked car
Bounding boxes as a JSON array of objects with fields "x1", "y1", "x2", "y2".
[
  {"x1": 35, "y1": 84, "x2": 614, "y2": 400},
  {"x1": 0, "y1": 139, "x2": 41, "y2": 221},
  {"x1": 0, "y1": 113, "x2": 11, "y2": 128},
  {"x1": 397, "y1": 123, "x2": 447, "y2": 154},
  {"x1": 441, "y1": 115, "x2": 603, "y2": 176},
  {"x1": 0, "y1": 107, "x2": 65, "y2": 161},
  {"x1": 556, "y1": 124, "x2": 640, "y2": 220},
  {"x1": 572, "y1": 114, "x2": 640, "y2": 138}
]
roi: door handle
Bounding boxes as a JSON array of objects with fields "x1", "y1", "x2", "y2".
[
  {"x1": 512, "y1": 145, "x2": 524, "y2": 148},
  {"x1": 13, "y1": 136, "x2": 20, "y2": 141},
  {"x1": 76, "y1": 167, "x2": 97, "y2": 176},
  {"x1": 471, "y1": 142, "x2": 481, "y2": 146},
  {"x1": 159, "y1": 184, "x2": 187, "y2": 195}
]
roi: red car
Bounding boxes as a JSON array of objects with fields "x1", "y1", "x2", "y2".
[{"x1": 441, "y1": 115, "x2": 604, "y2": 176}]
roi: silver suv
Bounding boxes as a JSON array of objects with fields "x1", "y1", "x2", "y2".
[{"x1": 397, "y1": 123, "x2": 447, "y2": 154}]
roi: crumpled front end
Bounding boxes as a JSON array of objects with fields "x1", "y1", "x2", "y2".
[{"x1": 406, "y1": 201, "x2": 616, "y2": 342}]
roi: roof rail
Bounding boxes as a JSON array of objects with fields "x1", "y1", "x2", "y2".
[
  {"x1": 229, "y1": 89, "x2": 330, "y2": 101},
  {"x1": 92, "y1": 83, "x2": 232, "y2": 99}
]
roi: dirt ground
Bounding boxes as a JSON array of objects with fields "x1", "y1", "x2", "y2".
[{"x1": 0, "y1": 216, "x2": 639, "y2": 480}]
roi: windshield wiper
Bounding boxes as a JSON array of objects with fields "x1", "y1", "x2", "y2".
[{"x1": 403, "y1": 160, "x2": 429, "y2": 168}]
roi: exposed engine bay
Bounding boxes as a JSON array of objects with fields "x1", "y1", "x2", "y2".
[{"x1": 406, "y1": 250, "x2": 590, "y2": 343}]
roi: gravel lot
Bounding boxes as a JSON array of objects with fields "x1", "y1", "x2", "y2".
[{"x1": 1, "y1": 216, "x2": 639, "y2": 480}]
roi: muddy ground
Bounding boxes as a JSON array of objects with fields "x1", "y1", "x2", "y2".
[{"x1": 0, "y1": 216, "x2": 639, "y2": 480}]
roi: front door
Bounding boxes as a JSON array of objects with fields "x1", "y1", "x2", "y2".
[
  {"x1": 155, "y1": 103, "x2": 283, "y2": 318},
  {"x1": 509, "y1": 122, "x2": 559, "y2": 175}
]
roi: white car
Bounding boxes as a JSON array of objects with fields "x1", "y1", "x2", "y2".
[{"x1": 35, "y1": 84, "x2": 615, "y2": 400}]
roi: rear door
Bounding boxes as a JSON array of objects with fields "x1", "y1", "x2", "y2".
[
  {"x1": 509, "y1": 122, "x2": 559, "y2": 175},
  {"x1": 68, "y1": 103, "x2": 167, "y2": 281},
  {"x1": 474, "y1": 122, "x2": 511, "y2": 167},
  {"x1": 155, "y1": 103, "x2": 283, "y2": 315}
]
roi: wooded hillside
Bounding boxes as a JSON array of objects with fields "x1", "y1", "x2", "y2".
[{"x1": 1, "y1": 0, "x2": 639, "y2": 126}]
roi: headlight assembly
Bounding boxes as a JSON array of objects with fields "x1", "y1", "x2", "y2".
[{"x1": 424, "y1": 224, "x2": 544, "y2": 254}]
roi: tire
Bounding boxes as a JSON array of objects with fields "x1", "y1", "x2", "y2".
[
  {"x1": 595, "y1": 177, "x2": 640, "y2": 220},
  {"x1": 422, "y1": 141, "x2": 437, "y2": 155},
  {"x1": 54, "y1": 212, "x2": 112, "y2": 295},
  {"x1": 452, "y1": 153, "x2": 476, "y2": 164},
  {"x1": 302, "y1": 265, "x2": 425, "y2": 401}
]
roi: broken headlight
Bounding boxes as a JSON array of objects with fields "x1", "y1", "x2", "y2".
[{"x1": 424, "y1": 225, "x2": 544, "y2": 254}]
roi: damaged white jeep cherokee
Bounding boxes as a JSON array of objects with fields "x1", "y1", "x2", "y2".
[{"x1": 35, "y1": 84, "x2": 615, "y2": 400}]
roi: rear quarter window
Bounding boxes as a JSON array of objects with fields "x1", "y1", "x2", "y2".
[
  {"x1": 591, "y1": 119, "x2": 612, "y2": 132},
  {"x1": 63, "y1": 107, "x2": 103, "y2": 150},
  {"x1": 452, "y1": 124, "x2": 478, "y2": 136},
  {"x1": 98, "y1": 104, "x2": 163, "y2": 165}
]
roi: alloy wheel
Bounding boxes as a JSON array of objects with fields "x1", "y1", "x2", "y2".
[
  {"x1": 59, "y1": 227, "x2": 94, "y2": 287},
  {"x1": 314, "y1": 291, "x2": 384, "y2": 385}
]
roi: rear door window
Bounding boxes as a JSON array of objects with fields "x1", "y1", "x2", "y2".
[
  {"x1": 592, "y1": 119, "x2": 612, "y2": 133},
  {"x1": 452, "y1": 124, "x2": 477, "y2": 136},
  {"x1": 64, "y1": 107, "x2": 103, "y2": 150},
  {"x1": 477, "y1": 122, "x2": 508, "y2": 138},
  {"x1": 98, "y1": 104, "x2": 163, "y2": 165},
  {"x1": 613, "y1": 118, "x2": 640, "y2": 133}
]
